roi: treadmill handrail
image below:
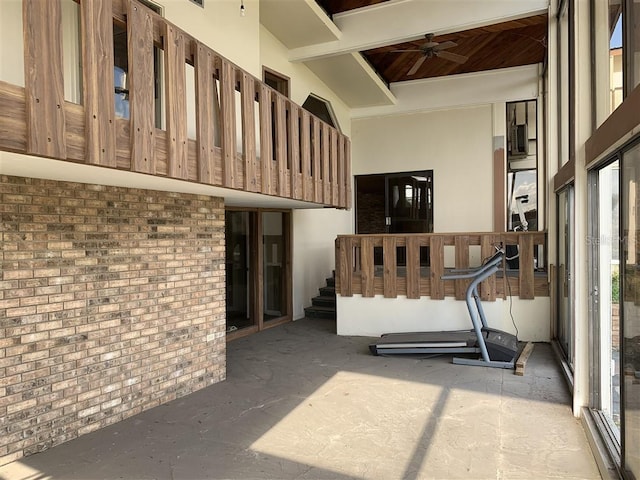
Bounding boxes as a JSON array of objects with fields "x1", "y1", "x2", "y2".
[{"x1": 441, "y1": 251, "x2": 503, "y2": 281}]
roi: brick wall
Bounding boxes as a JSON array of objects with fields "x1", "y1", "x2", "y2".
[{"x1": 0, "y1": 175, "x2": 226, "y2": 465}]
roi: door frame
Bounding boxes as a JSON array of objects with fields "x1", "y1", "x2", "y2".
[
  {"x1": 354, "y1": 170, "x2": 434, "y2": 234},
  {"x1": 225, "y1": 207, "x2": 292, "y2": 341}
]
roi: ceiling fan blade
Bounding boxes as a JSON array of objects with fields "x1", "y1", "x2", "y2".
[
  {"x1": 407, "y1": 55, "x2": 427, "y2": 76},
  {"x1": 436, "y1": 50, "x2": 468, "y2": 64},
  {"x1": 432, "y1": 41, "x2": 457, "y2": 51}
]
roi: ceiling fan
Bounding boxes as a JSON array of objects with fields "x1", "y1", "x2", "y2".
[{"x1": 393, "y1": 33, "x2": 469, "y2": 76}]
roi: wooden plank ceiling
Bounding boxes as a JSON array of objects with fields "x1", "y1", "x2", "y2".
[{"x1": 315, "y1": 0, "x2": 548, "y2": 84}]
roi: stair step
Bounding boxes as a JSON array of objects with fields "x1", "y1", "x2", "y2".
[
  {"x1": 319, "y1": 286, "x2": 335, "y2": 297},
  {"x1": 325, "y1": 276, "x2": 335, "y2": 288},
  {"x1": 304, "y1": 305, "x2": 336, "y2": 320},
  {"x1": 312, "y1": 295, "x2": 335, "y2": 307}
]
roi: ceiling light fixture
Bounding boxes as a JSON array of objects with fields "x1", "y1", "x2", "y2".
[{"x1": 240, "y1": 0, "x2": 245, "y2": 16}]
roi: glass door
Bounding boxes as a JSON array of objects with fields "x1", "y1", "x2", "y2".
[
  {"x1": 385, "y1": 172, "x2": 433, "y2": 234},
  {"x1": 263, "y1": 211, "x2": 288, "y2": 322},
  {"x1": 225, "y1": 211, "x2": 255, "y2": 332},
  {"x1": 621, "y1": 142, "x2": 640, "y2": 478},
  {"x1": 596, "y1": 160, "x2": 621, "y2": 433},
  {"x1": 557, "y1": 186, "x2": 574, "y2": 367}
]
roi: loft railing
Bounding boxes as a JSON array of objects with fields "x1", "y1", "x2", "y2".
[
  {"x1": 335, "y1": 231, "x2": 548, "y2": 300},
  {"x1": 0, "y1": 0, "x2": 351, "y2": 209}
]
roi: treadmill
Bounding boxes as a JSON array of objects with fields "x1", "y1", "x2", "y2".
[{"x1": 369, "y1": 249, "x2": 519, "y2": 369}]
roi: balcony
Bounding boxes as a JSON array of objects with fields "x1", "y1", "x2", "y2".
[{"x1": 0, "y1": 0, "x2": 351, "y2": 209}]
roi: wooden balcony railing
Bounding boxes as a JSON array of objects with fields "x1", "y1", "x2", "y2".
[
  {"x1": 0, "y1": 0, "x2": 351, "y2": 209},
  {"x1": 335, "y1": 231, "x2": 548, "y2": 301}
]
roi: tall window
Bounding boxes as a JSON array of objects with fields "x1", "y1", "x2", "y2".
[{"x1": 506, "y1": 100, "x2": 538, "y2": 232}]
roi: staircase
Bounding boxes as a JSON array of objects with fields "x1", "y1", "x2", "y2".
[{"x1": 304, "y1": 274, "x2": 336, "y2": 320}]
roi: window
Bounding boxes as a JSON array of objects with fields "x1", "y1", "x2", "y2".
[
  {"x1": 506, "y1": 100, "x2": 538, "y2": 232},
  {"x1": 113, "y1": 0, "x2": 163, "y2": 127},
  {"x1": 263, "y1": 67, "x2": 289, "y2": 97},
  {"x1": 302, "y1": 93, "x2": 339, "y2": 131}
]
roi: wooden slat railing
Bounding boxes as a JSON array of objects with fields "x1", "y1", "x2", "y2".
[
  {"x1": 335, "y1": 232, "x2": 548, "y2": 300},
  {"x1": 0, "y1": 0, "x2": 350, "y2": 209}
]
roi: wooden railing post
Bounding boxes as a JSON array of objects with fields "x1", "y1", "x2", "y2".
[
  {"x1": 271, "y1": 95, "x2": 285, "y2": 196},
  {"x1": 454, "y1": 235, "x2": 470, "y2": 300},
  {"x1": 128, "y1": 0, "x2": 155, "y2": 174},
  {"x1": 383, "y1": 237, "x2": 397, "y2": 298},
  {"x1": 331, "y1": 129, "x2": 339, "y2": 206},
  {"x1": 322, "y1": 123, "x2": 331, "y2": 204},
  {"x1": 406, "y1": 236, "x2": 421, "y2": 299},
  {"x1": 259, "y1": 85, "x2": 273, "y2": 194},
  {"x1": 312, "y1": 118, "x2": 322, "y2": 203},
  {"x1": 81, "y1": 0, "x2": 116, "y2": 167},
  {"x1": 24, "y1": 0, "x2": 67, "y2": 159},
  {"x1": 165, "y1": 24, "x2": 188, "y2": 179},
  {"x1": 361, "y1": 237, "x2": 375, "y2": 297},
  {"x1": 519, "y1": 234, "x2": 535, "y2": 299},
  {"x1": 195, "y1": 42, "x2": 215, "y2": 184},
  {"x1": 480, "y1": 234, "x2": 499, "y2": 301},
  {"x1": 241, "y1": 72, "x2": 257, "y2": 192},
  {"x1": 220, "y1": 59, "x2": 236, "y2": 188},
  {"x1": 338, "y1": 237, "x2": 353, "y2": 297},
  {"x1": 289, "y1": 104, "x2": 300, "y2": 199},
  {"x1": 429, "y1": 235, "x2": 445, "y2": 300},
  {"x1": 300, "y1": 110, "x2": 312, "y2": 202}
]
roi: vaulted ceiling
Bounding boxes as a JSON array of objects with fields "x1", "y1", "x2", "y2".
[
  {"x1": 316, "y1": 0, "x2": 547, "y2": 84},
  {"x1": 260, "y1": 0, "x2": 549, "y2": 109}
]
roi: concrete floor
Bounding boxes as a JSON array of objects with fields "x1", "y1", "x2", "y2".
[{"x1": 1, "y1": 318, "x2": 601, "y2": 480}]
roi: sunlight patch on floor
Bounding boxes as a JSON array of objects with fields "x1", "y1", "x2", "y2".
[
  {"x1": 0, "y1": 460, "x2": 51, "y2": 480},
  {"x1": 249, "y1": 370, "x2": 448, "y2": 479}
]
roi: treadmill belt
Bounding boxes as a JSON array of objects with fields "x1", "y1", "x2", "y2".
[{"x1": 376, "y1": 330, "x2": 480, "y2": 347}]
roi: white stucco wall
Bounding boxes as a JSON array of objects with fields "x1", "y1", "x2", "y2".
[
  {"x1": 159, "y1": 0, "x2": 261, "y2": 77},
  {"x1": 292, "y1": 208, "x2": 352, "y2": 320},
  {"x1": 337, "y1": 295, "x2": 550, "y2": 342},
  {"x1": 351, "y1": 105, "x2": 494, "y2": 233},
  {"x1": 0, "y1": 0, "x2": 24, "y2": 86}
]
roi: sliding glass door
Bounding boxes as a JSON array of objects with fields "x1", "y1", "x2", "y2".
[
  {"x1": 590, "y1": 141, "x2": 640, "y2": 479},
  {"x1": 595, "y1": 160, "x2": 621, "y2": 433},
  {"x1": 557, "y1": 186, "x2": 574, "y2": 367},
  {"x1": 225, "y1": 209, "x2": 291, "y2": 338},
  {"x1": 621, "y1": 142, "x2": 640, "y2": 478}
]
